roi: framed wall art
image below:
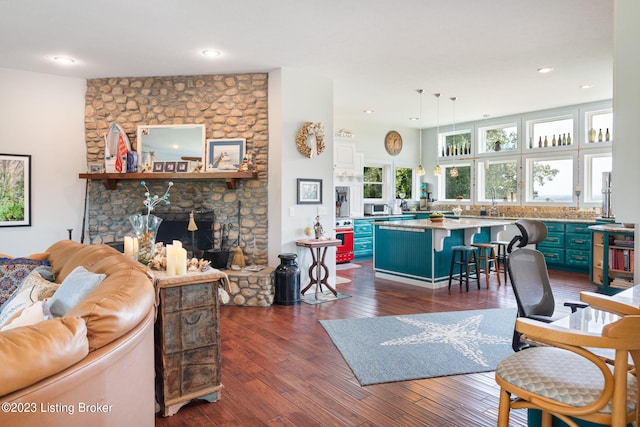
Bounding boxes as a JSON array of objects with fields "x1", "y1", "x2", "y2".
[
  {"x1": 176, "y1": 161, "x2": 189, "y2": 172},
  {"x1": 297, "y1": 178, "x2": 323, "y2": 205},
  {"x1": 153, "y1": 161, "x2": 165, "y2": 173},
  {"x1": 205, "y1": 138, "x2": 246, "y2": 171},
  {"x1": 0, "y1": 154, "x2": 31, "y2": 227}
]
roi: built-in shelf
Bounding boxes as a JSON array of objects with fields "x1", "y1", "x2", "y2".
[{"x1": 78, "y1": 171, "x2": 258, "y2": 190}]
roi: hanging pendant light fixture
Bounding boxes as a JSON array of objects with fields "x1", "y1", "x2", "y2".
[
  {"x1": 449, "y1": 96, "x2": 459, "y2": 177},
  {"x1": 433, "y1": 93, "x2": 442, "y2": 176},
  {"x1": 416, "y1": 89, "x2": 426, "y2": 176}
]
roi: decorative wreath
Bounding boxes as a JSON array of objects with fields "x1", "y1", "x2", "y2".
[{"x1": 296, "y1": 122, "x2": 325, "y2": 158}]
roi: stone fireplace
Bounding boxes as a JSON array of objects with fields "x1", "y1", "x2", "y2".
[{"x1": 82, "y1": 73, "x2": 269, "y2": 266}]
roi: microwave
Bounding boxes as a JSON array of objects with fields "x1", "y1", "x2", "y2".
[{"x1": 364, "y1": 203, "x2": 389, "y2": 216}]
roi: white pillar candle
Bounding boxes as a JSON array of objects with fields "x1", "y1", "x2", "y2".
[
  {"x1": 173, "y1": 240, "x2": 182, "y2": 249},
  {"x1": 166, "y1": 244, "x2": 176, "y2": 276},
  {"x1": 176, "y1": 247, "x2": 188, "y2": 276},
  {"x1": 124, "y1": 236, "x2": 133, "y2": 257},
  {"x1": 133, "y1": 237, "x2": 139, "y2": 255}
]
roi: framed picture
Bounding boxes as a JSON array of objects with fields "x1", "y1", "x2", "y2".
[
  {"x1": 164, "y1": 162, "x2": 176, "y2": 173},
  {"x1": 176, "y1": 161, "x2": 189, "y2": 172},
  {"x1": 88, "y1": 162, "x2": 104, "y2": 174},
  {"x1": 205, "y1": 138, "x2": 246, "y2": 171},
  {"x1": 297, "y1": 178, "x2": 323, "y2": 205},
  {"x1": 153, "y1": 161, "x2": 165, "y2": 173},
  {"x1": 0, "y1": 154, "x2": 31, "y2": 227}
]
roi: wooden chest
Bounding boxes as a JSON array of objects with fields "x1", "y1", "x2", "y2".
[{"x1": 154, "y1": 271, "x2": 226, "y2": 416}]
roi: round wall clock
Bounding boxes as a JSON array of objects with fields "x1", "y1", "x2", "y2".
[{"x1": 384, "y1": 130, "x2": 403, "y2": 156}]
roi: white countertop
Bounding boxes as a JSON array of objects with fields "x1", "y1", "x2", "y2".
[{"x1": 377, "y1": 217, "x2": 512, "y2": 230}]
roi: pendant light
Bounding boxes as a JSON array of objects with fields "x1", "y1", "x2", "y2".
[
  {"x1": 416, "y1": 89, "x2": 426, "y2": 176},
  {"x1": 433, "y1": 93, "x2": 442, "y2": 176},
  {"x1": 449, "y1": 96, "x2": 459, "y2": 177}
]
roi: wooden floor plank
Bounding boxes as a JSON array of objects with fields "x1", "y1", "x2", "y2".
[{"x1": 156, "y1": 259, "x2": 594, "y2": 426}]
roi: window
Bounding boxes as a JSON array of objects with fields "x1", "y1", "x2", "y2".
[
  {"x1": 527, "y1": 116, "x2": 574, "y2": 149},
  {"x1": 586, "y1": 109, "x2": 613, "y2": 144},
  {"x1": 584, "y1": 153, "x2": 612, "y2": 203},
  {"x1": 478, "y1": 159, "x2": 518, "y2": 203},
  {"x1": 363, "y1": 165, "x2": 389, "y2": 200},
  {"x1": 526, "y1": 157, "x2": 574, "y2": 203},
  {"x1": 395, "y1": 167, "x2": 413, "y2": 199},
  {"x1": 440, "y1": 130, "x2": 472, "y2": 157},
  {"x1": 442, "y1": 164, "x2": 471, "y2": 200},
  {"x1": 478, "y1": 124, "x2": 518, "y2": 153}
]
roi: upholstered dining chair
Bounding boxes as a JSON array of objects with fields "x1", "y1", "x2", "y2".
[
  {"x1": 495, "y1": 314, "x2": 640, "y2": 427},
  {"x1": 506, "y1": 219, "x2": 587, "y2": 351}
]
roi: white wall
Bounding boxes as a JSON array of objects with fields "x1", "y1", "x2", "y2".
[
  {"x1": 268, "y1": 68, "x2": 335, "y2": 282},
  {"x1": 0, "y1": 68, "x2": 86, "y2": 255},
  {"x1": 612, "y1": 0, "x2": 640, "y2": 277}
]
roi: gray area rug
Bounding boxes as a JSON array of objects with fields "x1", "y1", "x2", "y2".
[{"x1": 320, "y1": 308, "x2": 517, "y2": 386}]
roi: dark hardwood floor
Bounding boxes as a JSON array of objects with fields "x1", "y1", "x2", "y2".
[{"x1": 155, "y1": 259, "x2": 594, "y2": 427}]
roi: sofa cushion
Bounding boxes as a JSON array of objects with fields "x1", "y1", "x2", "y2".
[
  {"x1": 49, "y1": 266, "x2": 105, "y2": 318},
  {"x1": 54, "y1": 245, "x2": 120, "y2": 284},
  {"x1": 19, "y1": 270, "x2": 59, "y2": 300},
  {"x1": 0, "y1": 258, "x2": 49, "y2": 310},
  {"x1": 65, "y1": 266, "x2": 154, "y2": 351},
  {"x1": 0, "y1": 316, "x2": 88, "y2": 396},
  {"x1": 0, "y1": 286, "x2": 36, "y2": 327}
]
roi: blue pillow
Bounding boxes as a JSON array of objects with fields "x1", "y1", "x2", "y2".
[
  {"x1": 48, "y1": 266, "x2": 106, "y2": 317},
  {"x1": 0, "y1": 258, "x2": 50, "y2": 313}
]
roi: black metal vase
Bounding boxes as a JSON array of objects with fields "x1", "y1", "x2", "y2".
[{"x1": 273, "y1": 253, "x2": 301, "y2": 305}]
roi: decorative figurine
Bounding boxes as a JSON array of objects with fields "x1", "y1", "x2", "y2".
[{"x1": 313, "y1": 215, "x2": 324, "y2": 239}]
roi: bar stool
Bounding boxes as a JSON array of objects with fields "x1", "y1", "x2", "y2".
[
  {"x1": 472, "y1": 243, "x2": 501, "y2": 287},
  {"x1": 491, "y1": 240, "x2": 510, "y2": 284},
  {"x1": 448, "y1": 245, "x2": 480, "y2": 292}
]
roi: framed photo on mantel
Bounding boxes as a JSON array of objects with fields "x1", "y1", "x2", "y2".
[{"x1": 0, "y1": 153, "x2": 31, "y2": 227}]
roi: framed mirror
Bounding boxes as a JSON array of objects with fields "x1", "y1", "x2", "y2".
[{"x1": 136, "y1": 124, "x2": 206, "y2": 171}]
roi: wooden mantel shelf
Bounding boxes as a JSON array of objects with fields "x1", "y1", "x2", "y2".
[{"x1": 79, "y1": 171, "x2": 258, "y2": 190}]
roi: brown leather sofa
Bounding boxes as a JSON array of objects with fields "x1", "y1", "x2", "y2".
[{"x1": 0, "y1": 241, "x2": 156, "y2": 427}]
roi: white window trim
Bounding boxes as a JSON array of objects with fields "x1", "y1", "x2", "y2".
[
  {"x1": 477, "y1": 122, "x2": 519, "y2": 155},
  {"x1": 393, "y1": 161, "x2": 419, "y2": 201},
  {"x1": 583, "y1": 148, "x2": 612, "y2": 206},
  {"x1": 438, "y1": 161, "x2": 473, "y2": 202},
  {"x1": 363, "y1": 162, "x2": 391, "y2": 202},
  {"x1": 477, "y1": 156, "x2": 520, "y2": 205},
  {"x1": 524, "y1": 152, "x2": 577, "y2": 206}
]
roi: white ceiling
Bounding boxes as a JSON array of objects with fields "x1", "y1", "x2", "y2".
[{"x1": 0, "y1": 0, "x2": 613, "y2": 129}]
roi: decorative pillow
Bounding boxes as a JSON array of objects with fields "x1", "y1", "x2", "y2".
[
  {"x1": 0, "y1": 286, "x2": 35, "y2": 327},
  {"x1": 19, "y1": 270, "x2": 60, "y2": 301},
  {"x1": 48, "y1": 266, "x2": 105, "y2": 318},
  {"x1": 34, "y1": 265, "x2": 55, "y2": 282},
  {"x1": 0, "y1": 300, "x2": 50, "y2": 331},
  {"x1": 0, "y1": 258, "x2": 49, "y2": 312}
]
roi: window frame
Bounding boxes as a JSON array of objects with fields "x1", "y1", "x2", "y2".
[
  {"x1": 363, "y1": 162, "x2": 391, "y2": 202},
  {"x1": 477, "y1": 123, "x2": 519, "y2": 154},
  {"x1": 393, "y1": 162, "x2": 418, "y2": 200},
  {"x1": 477, "y1": 156, "x2": 520, "y2": 205},
  {"x1": 438, "y1": 161, "x2": 473, "y2": 202},
  {"x1": 524, "y1": 153, "x2": 577, "y2": 206},
  {"x1": 583, "y1": 148, "x2": 612, "y2": 206}
]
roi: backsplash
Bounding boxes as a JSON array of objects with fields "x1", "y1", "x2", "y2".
[{"x1": 433, "y1": 203, "x2": 603, "y2": 220}]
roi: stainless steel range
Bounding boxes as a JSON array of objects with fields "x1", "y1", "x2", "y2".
[{"x1": 335, "y1": 218, "x2": 354, "y2": 264}]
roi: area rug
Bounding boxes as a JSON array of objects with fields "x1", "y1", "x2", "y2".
[
  {"x1": 335, "y1": 276, "x2": 351, "y2": 284},
  {"x1": 320, "y1": 308, "x2": 517, "y2": 386},
  {"x1": 336, "y1": 263, "x2": 361, "y2": 271},
  {"x1": 301, "y1": 290, "x2": 351, "y2": 305}
]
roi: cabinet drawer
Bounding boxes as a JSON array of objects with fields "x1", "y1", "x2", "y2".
[
  {"x1": 354, "y1": 223, "x2": 373, "y2": 235},
  {"x1": 538, "y1": 232, "x2": 565, "y2": 248},
  {"x1": 566, "y1": 249, "x2": 590, "y2": 268},
  {"x1": 565, "y1": 223, "x2": 591, "y2": 234},
  {"x1": 162, "y1": 283, "x2": 215, "y2": 311},
  {"x1": 163, "y1": 307, "x2": 217, "y2": 353},
  {"x1": 538, "y1": 247, "x2": 565, "y2": 264},
  {"x1": 566, "y1": 233, "x2": 591, "y2": 250},
  {"x1": 544, "y1": 222, "x2": 565, "y2": 233},
  {"x1": 163, "y1": 345, "x2": 220, "y2": 400},
  {"x1": 354, "y1": 238, "x2": 373, "y2": 252}
]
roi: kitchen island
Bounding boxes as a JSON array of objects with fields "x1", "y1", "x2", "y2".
[{"x1": 373, "y1": 218, "x2": 511, "y2": 288}]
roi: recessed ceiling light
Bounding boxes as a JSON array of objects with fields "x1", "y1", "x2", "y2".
[
  {"x1": 537, "y1": 66, "x2": 554, "y2": 74},
  {"x1": 201, "y1": 49, "x2": 222, "y2": 57},
  {"x1": 363, "y1": 109, "x2": 374, "y2": 114},
  {"x1": 53, "y1": 56, "x2": 76, "y2": 65},
  {"x1": 579, "y1": 83, "x2": 594, "y2": 89},
  {"x1": 409, "y1": 117, "x2": 419, "y2": 121}
]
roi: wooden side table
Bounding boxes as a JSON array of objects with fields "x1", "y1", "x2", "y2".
[
  {"x1": 153, "y1": 270, "x2": 227, "y2": 416},
  {"x1": 296, "y1": 238, "x2": 341, "y2": 298}
]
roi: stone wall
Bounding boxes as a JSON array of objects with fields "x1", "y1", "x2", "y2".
[{"x1": 83, "y1": 74, "x2": 269, "y2": 265}]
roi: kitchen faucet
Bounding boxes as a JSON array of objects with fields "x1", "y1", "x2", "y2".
[{"x1": 489, "y1": 188, "x2": 499, "y2": 216}]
